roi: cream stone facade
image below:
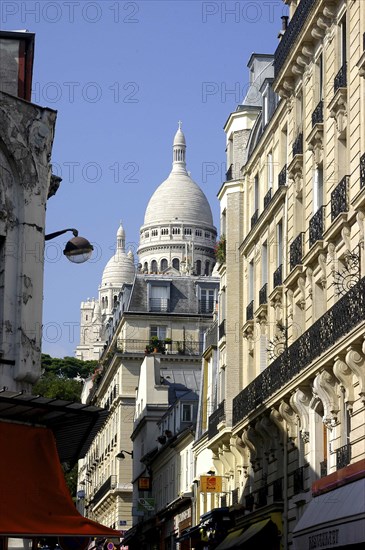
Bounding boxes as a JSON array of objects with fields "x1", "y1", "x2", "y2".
[{"x1": 190, "y1": 1, "x2": 365, "y2": 549}]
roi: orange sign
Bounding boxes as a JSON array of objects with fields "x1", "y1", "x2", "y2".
[
  {"x1": 138, "y1": 476, "x2": 152, "y2": 491},
  {"x1": 200, "y1": 475, "x2": 223, "y2": 493}
]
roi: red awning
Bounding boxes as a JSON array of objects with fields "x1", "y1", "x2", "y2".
[{"x1": 0, "y1": 422, "x2": 120, "y2": 537}]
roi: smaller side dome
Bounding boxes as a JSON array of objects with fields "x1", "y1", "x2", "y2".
[{"x1": 101, "y1": 224, "x2": 135, "y2": 286}]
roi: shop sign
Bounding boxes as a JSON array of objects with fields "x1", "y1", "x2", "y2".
[
  {"x1": 138, "y1": 476, "x2": 152, "y2": 491},
  {"x1": 137, "y1": 497, "x2": 155, "y2": 511},
  {"x1": 200, "y1": 475, "x2": 223, "y2": 493}
]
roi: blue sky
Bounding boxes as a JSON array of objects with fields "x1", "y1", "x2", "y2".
[{"x1": 1, "y1": 0, "x2": 288, "y2": 357}]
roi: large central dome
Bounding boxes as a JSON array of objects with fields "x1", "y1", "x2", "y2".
[
  {"x1": 144, "y1": 171, "x2": 214, "y2": 227},
  {"x1": 144, "y1": 126, "x2": 213, "y2": 227},
  {"x1": 138, "y1": 124, "x2": 217, "y2": 276}
]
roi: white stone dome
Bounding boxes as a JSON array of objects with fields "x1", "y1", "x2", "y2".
[
  {"x1": 101, "y1": 224, "x2": 135, "y2": 286},
  {"x1": 144, "y1": 172, "x2": 214, "y2": 227},
  {"x1": 143, "y1": 124, "x2": 214, "y2": 227}
]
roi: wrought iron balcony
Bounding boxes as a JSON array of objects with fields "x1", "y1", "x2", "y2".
[
  {"x1": 274, "y1": 0, "x2": 316, "y2": 77},
  {"x1": 93, "y1": 475, "x2": 116, "y2": 505},
  {"x1": 199, "y1": 299, "x2": 215, "y2": 314},
  {"x1": 292, "y1": 132, "x2": 303, "y2": 156},
  {"x1": 309, "y1": 205, "x2": 325, "y2": 247},
  {"x1": 246, "y1": 300, "x2": 254, "y2": 321},
  {"x1": 312, "y1": 99, "x2": 323, "y2": 126},
  {"x1": 149, "y1": 297, "x2": 169, "y2": 312},
  {"x1": 251, "y1": 209, "x2": 259, "y2": 228},
  {"x1": 205, "y1": 321, "x2": 217, "y2": 349},
  {"x1": 334, "y1": 63, "x2": 347, "y2": 93},
  {"x1": 336, "y1": 443, "x2": 351, "y2": 470},
  {"x1": 331, "y1": 175, "x2": 349, "y2": 222},
  {"x1": 117, "y1": 339, "x2": 203, "y2": 356},
  {"x1": 233, "y1": 277, "x2": 365, "y2": 425},
  {"x1": 290, "y1": 232, "x2": 304, "y2": 270},
  {"x1": 293, "y1": 466, "x2": 304, "y2": 494},
  {"x1": 259, "y1": 283, "x2": 268, "y2": 306},
  {"x1": 320, "y1": 459, "x2": 328, "y2": 478},
  {"x1": 273, "y1": 264, "x2": 283, "y2": 288},
  {"x1": 278, "y1": 164, "x2": 287, "y2": 187},
  {"x1": 208, "y1": 400, "x2": 225, "y2": 439},
  {"x1": 264, "y1": 188, "x2": 272, "y2": 209},
  {"x1": 360, "y1": 152, "x2": 365, "y2": 189},
  {"x1": 218, "y1": 319, "x2": 226, "y2": 340},
  {"x1": 226, "y1": 164, "x2": 233, "y2": 181}
]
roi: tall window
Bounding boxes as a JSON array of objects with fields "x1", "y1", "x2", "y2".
[
  {"x1": 160, "y1": 258, "x2": 168, "y2": 271},
  {"x1": 277, "y1": 221, "x2": 283, "y2": 268},
  {"x1": 196, "y1": 259, "x2": 201, "y2": 275},
  {"x1": 150, "y1": 285, "x2": 169, "y2": 312},
  {"x1": 150, "y1": 325, "x2": 167, "y2": 340},
  {"x1": 182, "y1": 403, "x2": 193, "y2": 422},
  {"x1": 248, "y1": 260, "x2": 254, "y2": 302},
  {"x1": 200, "y1": 288, "x2": 215, "y2": 313},
  {"x1": 340, "y1": 15, "x2": 347, "y2": 66},
  {"x1": 254, "y1": 175, "x2": 259, "y2": 213},
  {"x1": 172, "y1": 258, "x2": 180, "y2": 270},
  {"x1": 313, "y1": 165, "x2": 324, "y2": 212},
  {"x1": 151, "y1": 259, "x2": 158, "y2": 273},
  {"x1": 267, "y1": 153, "x2": 273, "y2": 190},
  {"x1": 318, "y1": 52, "x2": 324, "y2": 100},
  {"x1": 262, "y1": 242, "x2": 268, "y2": 285}
]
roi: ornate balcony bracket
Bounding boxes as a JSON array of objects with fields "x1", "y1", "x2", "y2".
[
  {"x1": 328, "y1": 88, "x2": 347, "y2": 138},
  {"x1": 287, "y1": 155, "x2": 303, "y2": 198},
  {"x1": 284, "y1": 264, "x2": 305, "y2": 290},
  {"x1": 307, "y1": 124, "x2": 324, "y2": 164},
  {"x1": 255, "y1": 304, "x2": 268, "y2": 330},
  {"x1": 269, "y1": 289, "x2": 283, "y2": 324},
  {"x1": 242, "y1": 319, "x2": 255, "y2": 349},
  {"x1": 323, "y1": 213, "x2": 349, "y2": 243}
]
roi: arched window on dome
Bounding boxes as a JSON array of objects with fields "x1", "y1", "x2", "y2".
[
  {"x1": 160, "y1": 258, "x2": 168, "y2": 271},
  {"x1": 143, "y1": 262, "x2": 148, "y2": 272},
  {"x1": 114, "y1": 295, "x2": 118, "y2": 307},
  {"x1": 101, "y1": 297, "x2": 105, "y2": 309},
  {"x1": 204, "y1": 261, "x2": 210, "y2": 276},
  {"x1": 172, "y1": 258, "x2": 180, "y2": 271},
  {"x1": 105, "y1": 296, "x2": 108, "y2": 308},
  {"x1": 151, "y1": 260, "x2": 158, "y2": 273},
  {"x1": 196, "y1": 260, "x2": 201, "y2": 276}
]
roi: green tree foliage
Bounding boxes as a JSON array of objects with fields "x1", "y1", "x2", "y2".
[
  {"x1": 33, "y1": 374, "x2": 83, "y2": 401},
  {"x1": 41, "y1": 354, "x2": 97, "y2": 380}
]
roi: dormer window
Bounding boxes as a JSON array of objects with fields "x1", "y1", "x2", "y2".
[{"x1": 181, "y1": 403, "x2": 193, "y2": 422}]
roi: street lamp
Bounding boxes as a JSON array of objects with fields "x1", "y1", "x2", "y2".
[
  {"x1": 45, "y1": 228, "x2": 93, "y2": 264},
  {"x1": 116, "y1": 450, "x2": 133, "y2": 459}
]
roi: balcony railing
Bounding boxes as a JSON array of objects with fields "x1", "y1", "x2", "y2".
[
  {"x1": 273, "y1": 264, "x2": 283, "y2": 288},
  {"x1": 360, "y1": 153, "x2": 365, "y2": 189},
  {"x1": 290, "y1": 232, "x2": 304, "y2": 270},
  {"x1": 251, "y1": 209, "x2": 259, "y2": 228},
  {"x1": 246, "y1": 300, "x2": 254, "y2": 321},
  {"x1": 233, "y1": 277, "x2": 365, "y2": 425},
  {"x1": 336, "y1": 443, "x2": 351, "y2": 470},
  {"x1": 278, "y1": 164, "x2": 287, "y2": 187},
  {"x1": 149, "y1": 298, "x2": 169, "y2": 312},
  {"x1": 274, "y1": 0, "x2": 316, "y2": 77},
  {"x1": 199, "y1": 300, "x2": 215, "y2": 314},
  {"x1": 309, "y1": 205, "x2": 325, "y2": 247},
  {"x1": 312, "y1": 99, "x2": 323, "y2": 126},
  {"x1": 264, "y1": 188, "x2": 272, "y2": 209},
  {"x1": 292, "y1": 132, "x2": 303, "y2": 156},
  {"x1": 259, "y1": 283, "x2": 268, "y2": 306},
  {"x1": 93, "y1": 475, "x2": 116, "y2": 505},
  {"x1": 331, "y1": 175, "x2": 349, "y2": 222},
  {"x1": 208, "y1": 400, "x2": 225, "y2": 439},
  {"x1": 205, "y1": 321, "x2": 217, "y2": 349},
  {"x1": 293, "y1": 466, "x2": 304, "y2": 494},
  {"x1": 117, "y1": 339, "x2": 203, "y2": 356},
  {"x1": 226, "y1": 164, "x2": 233, "y2": 181},
  {"x1": 218, "y1": 319, "x2": 226, "y2": 340},
  {"x1": 334, "y1": 63, "x2": 347, "y2": 93}
]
